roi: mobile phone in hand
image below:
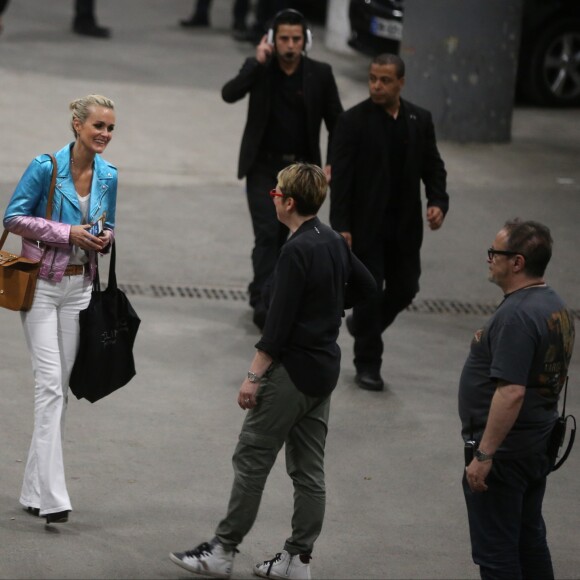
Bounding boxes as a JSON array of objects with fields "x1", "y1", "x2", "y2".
[{"x1": 88, "y1": 213, "x2": 106, "y2": 236}]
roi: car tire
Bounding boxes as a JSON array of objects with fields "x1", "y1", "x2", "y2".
[{"x1": 520, "y1": 17, "x2": 580, "y2": 107}]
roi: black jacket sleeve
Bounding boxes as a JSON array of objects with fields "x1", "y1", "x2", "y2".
[
  {"x1": 421, "y1": 110, "x2": 449, "y2": 215},
  {"x1": 221, "y1": 58, "x2": 267, "y2": 103},
  {"x1": 344, "y1": 250, "x2": 376, "y2": 310},
  {"x1": 321, "y1": 65, "x2": 344, "y2": 164},
  {"x1": 329, "y1": 111, "x2": 359, "y2": 233}
]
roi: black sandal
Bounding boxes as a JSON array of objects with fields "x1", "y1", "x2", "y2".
[{"x1": 45, "y1": 510, "x2": 70, "y2": 524}]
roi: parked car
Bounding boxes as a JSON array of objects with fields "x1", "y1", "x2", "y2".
[
  {"x1": 347, "y1": 0, "x2": 580, "y2": 107},
  {"x1": 348, "y1": 0, "x2": 403, "y2": 57},
  {"x1": 292, "y1": 0, "x2": 328, "y2": 24},
  {"x1": 517, "y1": 0, "x2": 580, "y2": 106}
]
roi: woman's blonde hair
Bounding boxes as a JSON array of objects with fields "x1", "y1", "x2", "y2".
[{"x1": 69, "y1": 94, "x2": 115, "y2": 137}]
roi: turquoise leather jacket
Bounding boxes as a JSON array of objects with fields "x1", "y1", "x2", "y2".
[{"x1": 3, "y1": 143, "x2": 117, "y2": 282}]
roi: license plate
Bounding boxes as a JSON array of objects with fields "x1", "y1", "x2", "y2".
[{"x1": 370, "y1": 17, "x2": 403, "y2": 41}]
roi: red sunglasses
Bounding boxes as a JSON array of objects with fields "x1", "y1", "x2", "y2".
[{"x1": 269, "y1": 188, "x2": 285, "y2": 199}]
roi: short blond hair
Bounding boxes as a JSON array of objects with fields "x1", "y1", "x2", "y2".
[
  {"x1": 69, "y1": 94, "x2": 115, "y2": 137},
  {"x1": 277, "y1": 163, "x2": 327, "y2": 216}
]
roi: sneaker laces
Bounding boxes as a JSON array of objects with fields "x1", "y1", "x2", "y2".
[
  {"x1": 182, "y1": 541, "x2": 239, "y2": 559},
  {"x1": 183, "y1": 542, "x2": 214, "y2": 559},
  {"x1": 262, "y1": 552, "x2": 283, "y2": 567},
  {"x1": 259, "y1": 552, "x2": 284, "y2": 575}
]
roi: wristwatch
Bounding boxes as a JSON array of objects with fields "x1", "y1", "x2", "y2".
[
  {"x1": 475, "y1": 448, "x2": 494, "y2": 462},
  {"x1": 247, "y1": 371, "x2": 261, "y2": 383}
]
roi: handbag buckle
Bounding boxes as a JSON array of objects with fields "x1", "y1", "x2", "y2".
[{"x1": 0, "y1": 252, "x2": 18, "y2": 265}]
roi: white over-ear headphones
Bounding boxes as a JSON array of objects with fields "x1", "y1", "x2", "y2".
[{"x1": 267, "y1": 9, "x2": 313, "y2": 53}]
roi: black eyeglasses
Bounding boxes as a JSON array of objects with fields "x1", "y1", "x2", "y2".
[{"x1": 487, "y1": 248, "x2": 526, "y2": 261}]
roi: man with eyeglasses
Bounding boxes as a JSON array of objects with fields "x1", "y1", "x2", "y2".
[
  {"x1": 329, "y1": 53, "x2": 449, "y2": 391},
  {"x1": 170, "y1": 163, "x2": 375, "y2": 580},
  {"x1": 458, "y1": 219, "x2": 575, "y2": 580}
]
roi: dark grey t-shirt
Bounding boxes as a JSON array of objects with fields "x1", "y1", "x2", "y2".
[{"x1": 458, "y1": 286, "x2": 575, "y2": 458}]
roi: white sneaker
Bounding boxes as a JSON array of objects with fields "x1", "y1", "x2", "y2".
[
  {"x1": 169, "y1": 538, "x2": 236, "y2": 579},
  {"x1": 254, "y1": 550, "x2": 312, "y2": 580}
]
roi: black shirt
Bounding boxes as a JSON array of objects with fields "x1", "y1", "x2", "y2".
[
  {"x1": 256, "y1": 217, "x2": 376, "y2": 397},
  {"x1": 259, "y1": 60, "x2": 310, "y2": 159},
  {"x1": 381, "y1": 101, "x2": 408, "y2": 210}
]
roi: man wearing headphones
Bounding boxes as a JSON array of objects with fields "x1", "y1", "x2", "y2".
[{"x1": 222, "y1": 9, "x2": 343, "y2": 330}]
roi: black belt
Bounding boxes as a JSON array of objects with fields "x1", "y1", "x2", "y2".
[{"x1": 258, "y1": 151, "x2": 304, "y2": 163}]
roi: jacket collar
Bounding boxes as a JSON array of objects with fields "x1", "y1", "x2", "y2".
[
  {"x1": 53, "y1": 142, "x2": 114, "y2": 214},
  {"x1": 290, "y1": 215, "x2": 321, "y2": 238},
  {"x1": 54, "y1": 142, "x2": 114, "y2": 180}
]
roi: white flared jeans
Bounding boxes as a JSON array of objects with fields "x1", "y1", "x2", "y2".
[{"x1": 19, "y1": 276, "x2": 92, "y2": 516}]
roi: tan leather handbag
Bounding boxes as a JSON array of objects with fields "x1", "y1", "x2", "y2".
[{"x1": 0, "y1": 154, "x2": 57, "y2": 311}]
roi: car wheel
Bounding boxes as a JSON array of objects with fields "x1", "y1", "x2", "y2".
[{"x1": 522, "y1": 18, "x2": 580, "y2": 107}]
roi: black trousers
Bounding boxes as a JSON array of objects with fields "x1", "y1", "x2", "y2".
[
  {"x1": 74, "y1": 0, "x2": 96, "y2": 24},
  {"x1": 191, "y1": 0, "x2": 249, "y2": 25},
  {"x1": 232, "y1": 0, "x2": 250, "y2": 26},
  {"x1": 462, "y1": 453, "x2": 554, "y2": 580},
  {"x1": 352, "y1": 212, "x2": 420, "y2": 372},
  {"x1": 245, "y1": 157, "x2": 290, "y2": 312},
  {"x1": 255, "y1": 0, "x2": 290, "y2": 32}
]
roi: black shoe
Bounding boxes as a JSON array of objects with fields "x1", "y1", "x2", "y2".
[
  {"x1": 231, "y1": 21, "x2": 249, "y2": 41},
  {"x1": 249, "y1": 30, "x2": 265, "y2": 45},
  {"x1": 355, "y1": 370, "x2": 385, "y2": 391},
  {"x1": 24, "y1": 507, "x2": 40, "y2": 517},
  {"x1": 73, "y1": 22, "x2": 111, "y2": 38},
  {"x1": 45, "y1": 510, "x2": 70, "y2": 524},
  {"x1": 180, "y1": 16, "x2": 210, "y2": 28},
  {"x1": 232, "y1": 28, "x2": 251, "y2": 41},
  {"x1": 240, "y1": 25, "x2": 265, "y2": 45},
  {"x1": 345, "y1": 314, "x2": 355, "y2": 336},
  {"x1": 231, "y1": 27, "x2": 260, "y2": 43}
]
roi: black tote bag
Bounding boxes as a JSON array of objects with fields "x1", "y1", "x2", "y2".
[{"x1": 69, "y1": 241, "x2": 141, "y2": 403}]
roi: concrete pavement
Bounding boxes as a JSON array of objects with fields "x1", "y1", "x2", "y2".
[{"x1": 1, "y1": 1, "x2": 579, "y2": 579}]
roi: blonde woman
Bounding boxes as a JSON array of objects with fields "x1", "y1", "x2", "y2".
[{"x1": 3, "y1": 95, "x2": 117, "y2": 524}]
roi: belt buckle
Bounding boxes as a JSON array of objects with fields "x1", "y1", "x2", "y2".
[{"x1": 66, "y1": 264, "x2": 85, "y2": 276}]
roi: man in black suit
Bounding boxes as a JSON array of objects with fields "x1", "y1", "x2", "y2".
[
  {"x1": 330, "y1": 53, "x2": 449, "y2": 391},
  {"x1": 221, "y1": 8, "x2": 343, "y2": 329}
]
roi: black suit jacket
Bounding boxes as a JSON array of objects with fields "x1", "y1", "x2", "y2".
[
  {"x1": 329, "y1": 98, "x2": 449, "y2": 256},
  {"x1": 222, "y1": 56, "x2": 343, "y2": 179}
]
